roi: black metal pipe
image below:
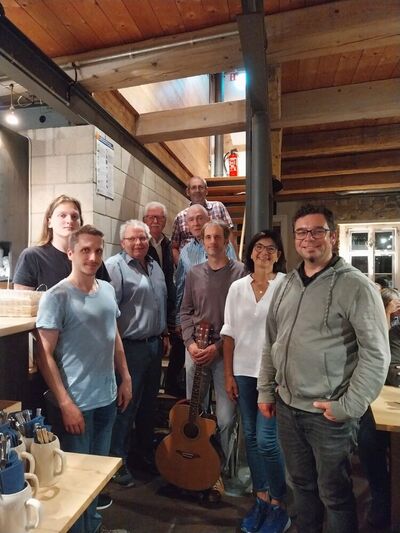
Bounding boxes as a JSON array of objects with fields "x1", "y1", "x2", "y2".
[
  {"x1": 238, "y1": 1, "x2": 273, "y2": 241},
  {"x1": 214, "y1": 73, "x2": 224, "y2": 177}
]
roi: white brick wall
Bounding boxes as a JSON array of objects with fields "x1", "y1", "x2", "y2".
[{"x1": 26, "y1": 125, "x2": 187, "y2": 256}]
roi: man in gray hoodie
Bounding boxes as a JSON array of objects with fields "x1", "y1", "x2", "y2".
[{"x1": 258, "y1": 204, "x2": 390, "y2": 533}]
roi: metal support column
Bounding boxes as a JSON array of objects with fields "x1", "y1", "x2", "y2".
[
  {"x1": 214, "y1": 73, "x2": 225, "y2": 177},
  {"x1": 238, "y1": 0, "x2": 273, "y2": 243}
]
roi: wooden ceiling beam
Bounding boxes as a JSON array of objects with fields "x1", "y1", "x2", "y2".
[
  {"x1": 283, "y1": 124, "x2": 400, "y2": 159},
  {"x1": 135, "y1": 100, "x2": 246, "y2": 143},
  {"x1": 279, "y1": 171, "x2": 400, "y2": 195},
  {"x1": 134, "y1": 79, "x2": 400, "y2": 143},
  {"x1": 280, "y1": 79, "x2": 400, "y2": 128},
  {"x1": 54, "y1": 0, "x2": 400, "y2": 91},
  {"x1": 282, "y1": 150, "x2": 400, "y2": 179}
]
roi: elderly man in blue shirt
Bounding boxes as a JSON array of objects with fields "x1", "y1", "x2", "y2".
[
  {"x1": 106, "y1": 219, "x2": 168, "y2": 487},
  {"x1": 175, "y1": 204, "x2": 237, "y2": 326}
]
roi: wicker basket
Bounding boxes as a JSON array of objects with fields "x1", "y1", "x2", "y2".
[{"x1": 0, "y1": 289, "x2": 43, "y2": 317}]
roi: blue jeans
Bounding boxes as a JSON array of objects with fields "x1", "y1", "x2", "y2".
[
  {"x1": 235, "y1": 376, "x2": 286, "y2": 499},
  {"x1": 110, "y1": 337, "x2": 162, "y2": 462},
  {"x1": 276, "y1": 396, "x2": 358, "y2": 533},
  {"x1": 48, "y1": 400, "x2": 117, "y2": 533}
]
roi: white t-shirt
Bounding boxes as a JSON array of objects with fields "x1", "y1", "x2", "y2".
[{"x1": 221, "y1": 272, "x2": 285, "y2": 377}]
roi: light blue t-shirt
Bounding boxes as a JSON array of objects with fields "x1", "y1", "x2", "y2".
[{"x1": 36, "y1": 279, "x2": 119, "y2": 411}]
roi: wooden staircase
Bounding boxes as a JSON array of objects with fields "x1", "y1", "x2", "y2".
[{"x1": 206, "y1": 176, "x2": 246, "y2": 251}]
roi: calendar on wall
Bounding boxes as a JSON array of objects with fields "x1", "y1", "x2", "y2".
[{"x1": 95, "y1": 132, "x2": 114, "y2": 199}]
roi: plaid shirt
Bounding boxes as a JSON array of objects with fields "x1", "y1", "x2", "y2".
[{"x1": 171, "y1": 200, "x2": 234, "y2": 250}]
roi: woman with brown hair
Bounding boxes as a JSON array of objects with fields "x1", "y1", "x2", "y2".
[
  {"x1": 13, "y1": 194, "x2": 109, "y2": 289},
  {"x1": 222, "y1": 230, "x2": 290, "y2": 533}
]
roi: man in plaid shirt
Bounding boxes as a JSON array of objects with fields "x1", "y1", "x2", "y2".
[{"x1": 171, "y1": 176, "x2": 236, "y2": 264}]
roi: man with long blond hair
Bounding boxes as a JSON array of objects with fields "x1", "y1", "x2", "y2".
[{"x1": 13, "y1": 194, "x2": 109, "y2": 289}]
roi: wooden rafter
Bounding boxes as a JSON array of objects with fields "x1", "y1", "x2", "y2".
[
  {"x1": 54, "y1": 0, "x2": 400, "y2": 92},
  {"x1": 282, "y1": 150, "x2": 400, "y2": 179},
  {"x1": 133, "y1": 79, "x2": 400, "y2": 143},
  {"x1": 283, "y1": 124, "x2": 400, "y2": 158}
]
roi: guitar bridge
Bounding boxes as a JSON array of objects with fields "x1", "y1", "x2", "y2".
[{"x1": 176, "y1": 449, "x2": 200, "y2": 460}]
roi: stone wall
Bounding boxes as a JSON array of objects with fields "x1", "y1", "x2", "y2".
[{"x1": 27, "y1": 125, "x2": 188, "y2": 259}]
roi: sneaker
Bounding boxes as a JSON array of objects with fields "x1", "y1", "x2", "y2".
[
  {"x1": 241, "y1": 498, "x2": 271, "y2": 532},
  {"x1": 259, "y1": 505, "x2": 291, "y2": 533},
  {"x1": 208, "y1": 476, "x2": 224, "y2": 503},
  {"x1": 96, "y1": 493, "x2": 113, "y2": 510},
  {"x1": 112, "y1": 465, "x2": 136, "y2": 488}
]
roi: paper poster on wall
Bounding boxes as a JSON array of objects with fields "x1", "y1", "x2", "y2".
[{"x1": 96, "y1": 132, "x2": 114, "y2": 199}]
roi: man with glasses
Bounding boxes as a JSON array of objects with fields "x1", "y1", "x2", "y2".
[
  {"x1": 258, "y1": 204, "x2": 390, "y2": 533},
  {"x1": 143, "y1": 201, "x2": 176, "y2": 334},
  {"x1": 106, "y1": 220, "x2": 168, "y2": 487},
  {"x1": 171, "y1": 175, "x2": 236, "y2": 264},
  {"x1": 143, "y1": 201, "x2": 182, "y2": 397}
]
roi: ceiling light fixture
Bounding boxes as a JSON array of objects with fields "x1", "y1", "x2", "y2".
[{"x1": 5, "y1": 83, "x2": 19, "y2": 126}]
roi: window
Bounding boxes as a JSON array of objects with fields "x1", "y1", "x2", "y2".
[{"x1": 339, "y1": 223, "x2": 399, "y2": 288}]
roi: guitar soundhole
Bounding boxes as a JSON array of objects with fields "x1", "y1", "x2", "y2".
[{"x1": 183, "y1": 422, "x2": 199, "y2": 439}]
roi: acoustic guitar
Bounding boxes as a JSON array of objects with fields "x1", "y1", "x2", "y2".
[{"x1": 155, "y1": 321, "x2": 222, "y2": 491}]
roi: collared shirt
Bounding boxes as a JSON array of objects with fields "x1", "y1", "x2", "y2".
[
  {"x1": 150, "y1": 235, "x2": 164, "y2": 268},
  {"x1": 175, "y1": 238, "x2": 237, "y2": 325},
  {"x1": 105, "y1": 251, "x2": 167, "y2": 340},
  {"x1": 171, "y1": 200, "x2": 234, "y2": 251}
]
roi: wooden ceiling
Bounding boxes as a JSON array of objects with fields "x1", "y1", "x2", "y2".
[{"x1": 2, "y1": 0, "x2": 400, "y2": 200}]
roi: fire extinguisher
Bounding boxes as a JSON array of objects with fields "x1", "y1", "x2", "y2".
[{"x1": 224, "y1": 149, "x2": 239, "y2": 177}]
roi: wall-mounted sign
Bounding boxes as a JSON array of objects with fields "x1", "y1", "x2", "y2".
[{"x1": 95, "y1": 132, "x2": 114, "y2": 199}]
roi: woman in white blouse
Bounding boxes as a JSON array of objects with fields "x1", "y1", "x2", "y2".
[{"x1": 221, "y1": 230, "x2": 289, "y2": 533}]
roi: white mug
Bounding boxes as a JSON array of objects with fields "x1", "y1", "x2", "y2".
[
  {"x1": 13, "y1": 440, "x2": 36, "y2": 474},
  {"x1": 30, "y1": 436, "x2": 66, "y2": 486},
  {"x1": 24, "y1": 472, "x2": 39, "y2": 497},
  {"x1": 21, "y1": 435, "x2": 34, "y2": 452},
  {"x1": 0, "y1": 481, "x2": 41, "y2": 533}
]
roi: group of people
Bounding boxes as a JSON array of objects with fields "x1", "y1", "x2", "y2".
[{"x1": 11, "y1": 176, "x2": 396, "y2": 533}]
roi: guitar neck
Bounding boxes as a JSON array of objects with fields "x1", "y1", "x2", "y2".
[{"x1": 189, "y1": 321, "x2": 211, "y2": 421}]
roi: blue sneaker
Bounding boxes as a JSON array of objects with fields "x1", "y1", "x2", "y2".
[
  {"x1": 259, "y1": 505, "x2": 291, "y2": 533},
  {"x1": 241, "y1": 498, "x2": 271, "y2": 532}
]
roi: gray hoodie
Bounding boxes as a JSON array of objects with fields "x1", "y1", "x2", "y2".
[{"x1": 257, "y1": 257, "x2": 390, "y2": 421}]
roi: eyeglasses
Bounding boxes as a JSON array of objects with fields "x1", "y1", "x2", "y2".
[
  {"x1": 124, "y1": 236, "x2": 148, "y2": 243},
  {"x1": 254, "y1": 243, "x2": 277, "y2": 253},
  {"x1": 294, "y1": 227, "x2": 330, "y2": 240},
  {"x1": 144, "y1": 215, "x2": 165, "y2": 221}
]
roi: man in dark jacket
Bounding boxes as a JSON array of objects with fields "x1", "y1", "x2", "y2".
[{"x1": 143, "y1": 202, "x2": 183, "y2": 397}]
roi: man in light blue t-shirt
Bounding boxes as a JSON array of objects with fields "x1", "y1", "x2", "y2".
[{"x1": 36, "y1": 225, "x2": 132, "y2": 533}]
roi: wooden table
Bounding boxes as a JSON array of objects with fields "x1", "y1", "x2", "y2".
[
  {"x1": 35, "y1": 452, "x2": 122, "y2": 533},
  {"x1": 371, "y1": 385, "x2": 400, "y2": 530}
]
